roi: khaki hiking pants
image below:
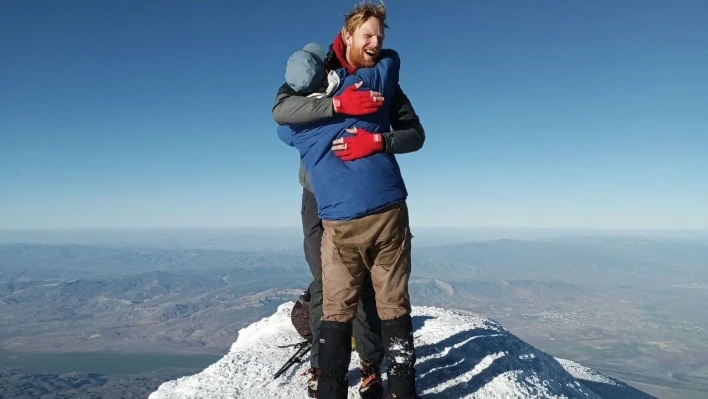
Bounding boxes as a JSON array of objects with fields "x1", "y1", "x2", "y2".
[{"x1": 321, "y1": 201, "x2": 413, "y2": 322}]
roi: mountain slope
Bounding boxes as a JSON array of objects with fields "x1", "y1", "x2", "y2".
[{"x1": 149, "y1": 303, "x2": 656, "y2": 398}]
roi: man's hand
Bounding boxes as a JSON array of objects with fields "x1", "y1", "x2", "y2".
[
  {"x1": 332, "y1": 81, "x2": 384, "y2": 116},
  {"x1": 332, "y1": 127, "x2": 383, "y2": 161}
]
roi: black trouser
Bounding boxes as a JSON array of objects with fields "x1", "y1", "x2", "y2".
[{"x1": 301, "y1": 187, "x2": 384, "y2": 369}]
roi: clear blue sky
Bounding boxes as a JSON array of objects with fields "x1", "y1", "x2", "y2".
[{"x1": 1, "y1": 0, "x2": 706, "y2": 229}]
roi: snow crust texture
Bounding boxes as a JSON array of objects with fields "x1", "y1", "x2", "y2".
[{"x1": 149, "y1": 303, "x2": 656, "y2": 399}]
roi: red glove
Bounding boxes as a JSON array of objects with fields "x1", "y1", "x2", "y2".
[
  {"x1": 335, "y1": 127, "x2": 383, "y2": 161},
  {"x1": 332, "y1": 83, "x2": 383, "y2": 116}
]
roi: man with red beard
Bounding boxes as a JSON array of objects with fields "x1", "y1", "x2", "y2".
[{"x1": 273, "y1": 2, "x2": 423, "y2": 399}]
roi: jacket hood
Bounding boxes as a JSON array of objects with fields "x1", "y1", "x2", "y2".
[{"x1": 325, "y1": 32, "x2": 357, "y2": 74}]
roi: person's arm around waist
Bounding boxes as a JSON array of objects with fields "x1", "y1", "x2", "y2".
[
  {"x1": 331, "y1": 84, "x2": 425, "y2": 160},
  {"x1": 381, "y1": 84, "x2": 425, "y2": 154}
]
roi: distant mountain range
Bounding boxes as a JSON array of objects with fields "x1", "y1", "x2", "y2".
[{"x1": 0, "y1": 235, "x2": 706, "y2": 398}]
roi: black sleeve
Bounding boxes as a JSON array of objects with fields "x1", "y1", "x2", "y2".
[{"x1": 381, "y1": 84, "x2": 425, "y2": 154}]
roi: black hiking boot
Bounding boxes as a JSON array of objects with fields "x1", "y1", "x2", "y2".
[
  {"x1": 382, "y1": 315, "x2": 418, "y2": 399},
  {"x1": 316, "y1": 320, "x2": 352, "y2": 399},
  {"x1": 358, "y1": 360, "x2": 383, "y2": 399}
]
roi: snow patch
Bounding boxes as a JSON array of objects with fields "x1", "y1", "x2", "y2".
[
  {"x1": 556, "y1": 358, "x2": 618, "y2": 386},
  {"x1": 149, "y1": 302, "x2": 655, "y2": 399}
]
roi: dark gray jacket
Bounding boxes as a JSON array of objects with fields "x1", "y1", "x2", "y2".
[{"x1": 272, "y1": 82, "x2": 425, "y2": 192}]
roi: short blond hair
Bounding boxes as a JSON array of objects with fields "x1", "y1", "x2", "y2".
[{"x1": 341, "y1": 1, "x2": 388, "y2": 37}]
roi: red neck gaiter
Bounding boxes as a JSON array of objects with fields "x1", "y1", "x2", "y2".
[{"x1": 331, "y1": 33, "x2": 357, "y2": 74}]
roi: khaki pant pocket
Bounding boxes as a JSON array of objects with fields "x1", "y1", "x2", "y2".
[{"x1": 373, "y1": 227, "x2": 411, "y2": 272}]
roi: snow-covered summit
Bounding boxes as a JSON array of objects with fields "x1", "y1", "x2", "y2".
[{"x1": 149, "y1": 302, "x2": 655, "y2": 398}]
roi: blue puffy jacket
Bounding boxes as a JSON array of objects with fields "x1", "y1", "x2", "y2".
[{"x1": 277, "y1": 49, "x2": 407, "y2": 221}]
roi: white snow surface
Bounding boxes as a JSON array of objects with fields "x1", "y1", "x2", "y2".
[{"x1": 149, "y1": 302, "x2": 656, "y2": 399}]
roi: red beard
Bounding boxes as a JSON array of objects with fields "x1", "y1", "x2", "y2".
[{"x1": 348, "y1": 44, "x2": 377, "y2": 69}]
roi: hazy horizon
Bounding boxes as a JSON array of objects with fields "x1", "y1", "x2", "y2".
[{"x1": 2, "y1": 226, "x2": 707, "y2": 252}]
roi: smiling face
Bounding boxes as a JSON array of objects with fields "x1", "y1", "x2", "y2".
[
  {"x1": 344, "y1": 16, "x2": 384, "y2": 69},
  {"x1": 340, "y1": 1, "x2": 387, "y2": 70}
]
